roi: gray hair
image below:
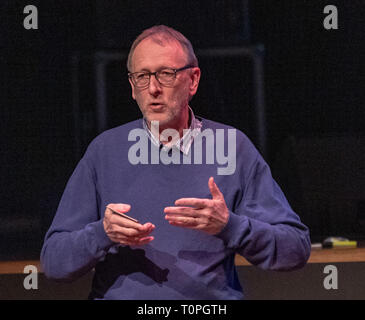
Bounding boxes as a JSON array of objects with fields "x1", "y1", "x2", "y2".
[{"x1": 127, "y1": 25, "x2": 198, "y2": 71}]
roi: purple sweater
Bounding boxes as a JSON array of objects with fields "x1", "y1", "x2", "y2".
[{"x1": 40, "y1": 118, "x2": 311, "y2": 300}]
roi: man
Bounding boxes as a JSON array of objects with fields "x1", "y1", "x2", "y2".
[{"x1": 41, "y1": 25, "x2": 311, "y2": 299}]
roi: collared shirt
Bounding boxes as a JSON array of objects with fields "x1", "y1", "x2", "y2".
[{"x1": 142, "y1": 106, "x2": 202, "y2": 155}]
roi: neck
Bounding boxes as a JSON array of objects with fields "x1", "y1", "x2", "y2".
[{"x1": 148, "y1": 106, "x2": 190, "y2": 144}]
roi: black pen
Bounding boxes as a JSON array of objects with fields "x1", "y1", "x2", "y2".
[{"x1": 106, "y1": 206, "x2": 139, "y2": 223}]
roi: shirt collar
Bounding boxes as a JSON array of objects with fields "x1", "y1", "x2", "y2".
[{"x1": 142, "y1": 106, "x2": 202, "y2": 155}]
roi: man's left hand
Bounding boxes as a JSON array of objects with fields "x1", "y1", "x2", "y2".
[{"x1": 164, "y1": 177, "x2": 229, "y2": 235}]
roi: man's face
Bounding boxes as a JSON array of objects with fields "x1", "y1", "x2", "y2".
[{"x1": 129, "y1": 38, "x2": 200, "y2": 130}]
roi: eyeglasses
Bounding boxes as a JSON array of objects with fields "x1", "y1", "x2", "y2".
[{"x1": 128, "y1": 65, "x2": 194, "y2": 88}]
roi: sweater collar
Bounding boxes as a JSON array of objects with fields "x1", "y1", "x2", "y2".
[{"x1": 142, "y1": 106, "x2": 202, "y2": 155}]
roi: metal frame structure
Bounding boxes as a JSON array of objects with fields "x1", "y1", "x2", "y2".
[{"x1": 71, "y1": 45, "x2": 267, "y2": 159}]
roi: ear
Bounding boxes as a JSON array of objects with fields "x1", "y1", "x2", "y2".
[
  {"x1": 129, "y1": 77, "x2": 136, "y2": 100},
  {"x1": 188, "y1": 67, "x2": 201, "y2": 97}
]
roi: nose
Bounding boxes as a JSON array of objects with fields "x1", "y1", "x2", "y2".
[{"x1": 148, "y1": 74, "x2": 162, "y2": 96}]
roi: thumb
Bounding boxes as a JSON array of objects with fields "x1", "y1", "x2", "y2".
[
  {"x1": 208, "y1": 177, "x2": 223, "y2": 200},
  {"x1": 107, "y1": 203, "x2": 131, "y2": 213}
]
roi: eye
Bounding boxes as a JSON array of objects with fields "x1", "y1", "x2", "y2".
[
  {"x1": 136, "y1": 73, "x2": 148, "y2": 80},
  {"x1": 159, "y1": 69, "x2": 175, "y2": 77}
]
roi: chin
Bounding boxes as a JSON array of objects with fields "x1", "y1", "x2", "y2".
[{"x1": 145, "y1": 113, "x2": 173, "y2": 128}]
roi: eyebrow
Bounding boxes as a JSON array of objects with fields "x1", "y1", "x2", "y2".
[
  {"x1": 135, "y1": 66, "x2": 174, "y2": 73},
  {"x1": 138, "y1": 68, "x2": 151, "y2": 72}
]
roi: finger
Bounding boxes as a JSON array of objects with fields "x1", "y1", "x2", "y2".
[
  {"x1": 174, "y1": 198, "x2": 209, "y2": 208},
  {"x1": 120, "y1": 236, "x2": 154, "y2": 246},
  {"x1": 164, "y1": 206, "x2": 198, "y2": 217},
  {"x1": 166, "y1": 215, "x2": 200, "y2": 227},
  {"x1": 112, "y1": 232, "x2": 154, "y2": 242},
  {"x1": 107, "y1": 203, "x2": 131, "y2": 213},
  {"x1": 106, "y1": 205, "x2": 139, "y2": 223},
  {"x1": 109, "y1": 224, "x2": 155, "y2": 237},
  {"x1": 208, "y1": 177, "x2": 223, "y2": 200},
  {"x1": 106, "y1": 204, "x2": 135, "y2": 222},
  {"x1": 110, "y1": 214, "x2": 152, "y2": 232},
  {"x1": 142, "y1": 222, "x2": 155, "y2": 232},
  {"x1": 137, "y1": 236, "x2": 154, "y2": 243}
]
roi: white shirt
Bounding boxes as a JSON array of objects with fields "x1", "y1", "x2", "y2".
[{"x1": 142, "y1": 106, "x2": 202, "y2": 155}]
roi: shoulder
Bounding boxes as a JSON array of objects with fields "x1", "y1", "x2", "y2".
[
  {"x1": 83, "y1": 118, "x2": 143, "y2": 157},
  {"x1": 198, "y1": 116, "x2": 264, "y2": 171},
  {"x1": 98, "y1": 118, "x2": 143, "y2": 140},
  {"x1": 198, "y1": 116, "x2": 257, "y2": 151},
  {"x1": 93, "y1": 118, "x2": 142, "y2": 144},
  {"x1": 198, "y1": 116, "x2": 235, "y2": 130}
]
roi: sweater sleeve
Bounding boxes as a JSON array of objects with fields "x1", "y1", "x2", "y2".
[
  {"x1": 216, "y1": 153, "x2": 311, "y2": 271},
  {"x1": 40, "y1": 153, "x2": 114, "y2": 282}
]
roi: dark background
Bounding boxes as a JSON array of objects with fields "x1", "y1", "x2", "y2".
[{"x1": 1, "y1": 0, "x2": 364, "y2": 260}]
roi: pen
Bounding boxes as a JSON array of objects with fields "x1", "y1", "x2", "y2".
[{"x1": 106, "y1": 206, "x2": 139, "y2": 223}]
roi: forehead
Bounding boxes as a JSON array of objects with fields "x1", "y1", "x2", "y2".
[{"x1": 131, "y1": 37, "x2": 188, "y2": 71}]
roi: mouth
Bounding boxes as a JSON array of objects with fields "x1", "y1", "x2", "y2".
[{"x1": 149, "y1": 103, "x2": 165, "y2": 111}]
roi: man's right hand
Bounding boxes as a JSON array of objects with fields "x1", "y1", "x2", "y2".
[{"x1": 103, "y1": 203, "x2": 155, "y2": 246}]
